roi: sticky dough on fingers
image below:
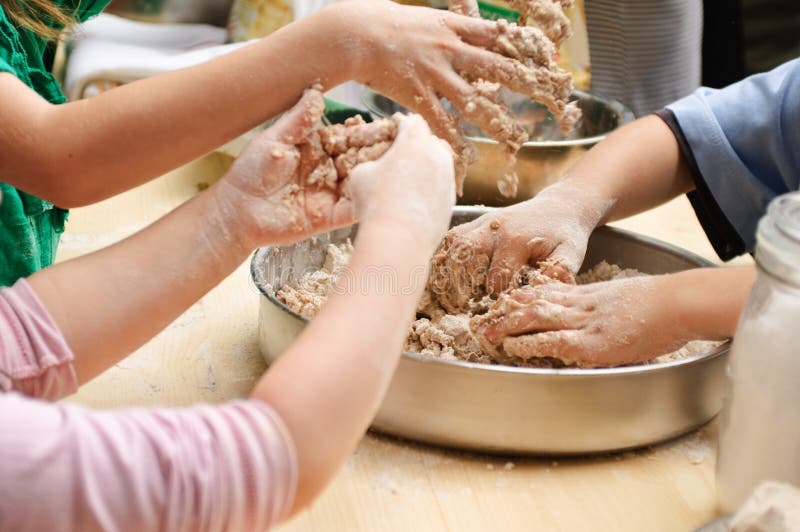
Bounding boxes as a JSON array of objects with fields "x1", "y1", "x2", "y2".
[
  {"x1": 468, "y1": 273, "x2": 576, "y2": 365},
  {"x1": 411, "y1": 84, "x2": 477, "y2": 196},
  {"x1": 461, "y1": 51, "x2": 580, "y2": 134},
  {"x1": 447, "y1": 42, "x2": 570, "y2": 196},
  {"x1": 506, "y1": 0, "x2": 573, "y2": 47},
  {"x1": 501, "y1": 330, "x2": 583, "y2": 367},
  {"x1": 444, "y1": 3, "x2": 579, "y2": 197},
  {"x1": 279, "y1": 88, "x2": 403, "y2": 211}
]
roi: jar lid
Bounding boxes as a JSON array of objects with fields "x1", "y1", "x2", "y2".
[{"x1": 756, "y1": 192, "x2": 800, "y2": 286}]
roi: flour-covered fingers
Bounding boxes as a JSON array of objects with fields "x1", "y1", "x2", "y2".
[
  {"x1": 486, "y1": 298, "x2": 582, "y2": 342},
  {"x1": 409, "y1": 85, "x2": 475, "y2": 195},
  {"x1": 486, "y1": 250, "x2": 530, "y2": 295},
  {"x1": 456, "y1": 50, "x2": 578, "y2": 131},
  {"x1": 490, "y1": 20, "x2": 556, "y2": 67},
  {"x1": 501, "y1": 329, "x2": 584, "y2": 364},
  {"x1": 432, "y1": 70, "x2": 529, "y2": 156},
  {"x1": 537, "y1": 244, "x2": 581, "y2": 283},
  {"x1": 267, "y1": 87, "x2": 326, "y2": 145},
  {"x1": 505, "y1": 0, "x2": 572, "y2": 47},
  {"x1": 506, "y1": 283, "x2": 573, "y2": 305}
]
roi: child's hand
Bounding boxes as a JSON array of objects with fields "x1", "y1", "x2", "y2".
[
  {"x1": 346, "y1": 114, "x2": 456, "y2": 252},
  {"x1": 430, "y1": 184, "x2": 608, "y2": 308},
  {"x1": 210, "y1": 90, "x2": 356, "y2": 249},
  {"x1": 329, "y1": 0, "x2": 571, "y2": 187},
  {"x1": 211, "y1": 91, "x2": 454, "y2": 251},
  {"x1": 473, "y1": 275, "x2": 696, "y2": 367}
]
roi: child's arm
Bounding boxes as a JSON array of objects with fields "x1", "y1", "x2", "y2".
[
  {"x1": 444, "y1": 59, "x2": 800, "y2": 292},
  {"x1": 0, "y1": 106, "x2": 454, "y2": 530},
  {"x1": 251, "y1": 117, "x2": 455, "y2": 513},
  {"x1": 475, "y1": 266, "x2": 756, "y2": 367},
  {"x1": 442, "y1": 113, "x2": 694, "y2": 291},
  {"x1": 0, "y1": 0, "x2": 512, "y2": 208},
  {"x1": 24, "y1": 90, "x2": 346, "y2": 383}
]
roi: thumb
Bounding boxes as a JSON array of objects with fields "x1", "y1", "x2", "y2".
[
  {"x1": 538, "y1": 243, "x2": 584, "y2": 284},
  {"x1": 265, "y1": 88, "x2": 326, "y2": 145}
]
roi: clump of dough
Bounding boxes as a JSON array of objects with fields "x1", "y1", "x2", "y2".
[
  {"x1": 446, "y1": 1, "x2": 581, "y2": 197},
  {"x1": 506, "y1": 0, "x2": 574, "y2": 47},
  {"x1": 295, "y1": 110, "x2": 400, "y2": 197},
  {"x1": 275, "y1": 87, "x2": 402, "y2": 230},
  {"x1": 275, "y1": 243, "x2": 717, "y2": 369},
  {"x1": 276, "y1": 241, "x2": 353, "y2": 319}
]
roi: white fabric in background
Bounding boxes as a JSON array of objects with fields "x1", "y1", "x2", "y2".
[{"x1": 64, "y1": 14, "x2": 256, "y2": 101}]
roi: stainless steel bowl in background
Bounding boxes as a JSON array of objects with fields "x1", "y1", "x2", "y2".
[
  {"x1": 251, "y1": 206, "x2": 728, "y2": 455},
  {"x1": 362, "y1": 89, "x2": 634, "y2": 207}
]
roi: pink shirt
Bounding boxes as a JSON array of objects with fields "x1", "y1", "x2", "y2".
[{"x1": 0, "y1": 280, "x2": 297, "y2": 531}]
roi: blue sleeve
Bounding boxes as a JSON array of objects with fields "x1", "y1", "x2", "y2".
[{"x1": 666, "y1": 58, "x2": 800, "y2": 256}]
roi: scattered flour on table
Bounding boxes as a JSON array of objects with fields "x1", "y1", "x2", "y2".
[{"x1": 275, "y1": 243, "x2": 719, "y2": 368}]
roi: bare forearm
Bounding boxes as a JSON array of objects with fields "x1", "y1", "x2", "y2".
[
  {"x1": 251, "y1": 223, "x2": 431, "y2": 514},
  {"x1": 0, "y1": 10, "x2": 356, "y2": 207},
  {"x1": 26, "y1": 187, "x2": 247, "y2": 382},
  {"x1": 547, "y1": 114, "x2": 695, "y2": 227},
  {"x1": 670, "y1": 266, "x2": 756, "y2": 340}
]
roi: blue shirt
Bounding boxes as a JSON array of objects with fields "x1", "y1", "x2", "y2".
[{"x1": 665, "y1": 58, "x2": 800, "y2": 260}]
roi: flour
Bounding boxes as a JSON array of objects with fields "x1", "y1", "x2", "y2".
[
  {"x1": 277, "y1": 246, "x2": 718, "y2": 368},
  {"x1": 275, "y1": 244, "x2": 717, "y2": 368},
  {"x1": 717, "y1": 286, "x2": 800, "y2": 511},
  {"x1": 729, "y1": 481, "x2": 800, "y2": 532}
]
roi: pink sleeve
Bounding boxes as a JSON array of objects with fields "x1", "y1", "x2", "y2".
[
  {"x1": 0, "y1": 393, "x2": 297, "y2": 532},
  {"x1": 0, "y1": 279, "x2": 78, "y2": 399}
]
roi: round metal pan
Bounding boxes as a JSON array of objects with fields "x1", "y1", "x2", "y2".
[{"x1": 251, "y1": 206, "x2": 728, "y2": 455}]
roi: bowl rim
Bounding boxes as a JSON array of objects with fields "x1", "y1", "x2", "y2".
[
  {"x1": 360, "y1": 88, "x2": 636, "y2": 148},
  {"x1": 251, "y1": 206, "x2": 729, "y2": 377}
]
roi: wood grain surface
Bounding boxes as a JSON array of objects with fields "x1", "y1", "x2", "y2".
[{"x1": 62, "y1": 153, "x2": 748, "y2": 531}]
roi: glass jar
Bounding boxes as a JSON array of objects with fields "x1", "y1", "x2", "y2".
[{"x1": 716, "y1": 191, "x2": 800, "y2": 512}]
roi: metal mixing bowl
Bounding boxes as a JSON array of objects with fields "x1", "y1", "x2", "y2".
[
  {"x1": 362, "y1": 89, "x2": 634, "y2": 207},
  {"x1": 251, "y1": 206, "x2": 728, "y2": 455}
]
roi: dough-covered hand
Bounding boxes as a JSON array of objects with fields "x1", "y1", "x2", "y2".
[
  {"x1": 336, "y1": 0, "x2": 578, "y2": 193},
  {"x1": 428, "y1": 184, "x2": 606, "y2": 312},
  {"x1": 211, "y1": 89, "x2": 354, "y2": 248},
  {"x1": 347, "y1": 114, "x2": 456, "y2": 251},
  {"x1": 472, "y1": 275, "x2": 694, "y2": 367}
]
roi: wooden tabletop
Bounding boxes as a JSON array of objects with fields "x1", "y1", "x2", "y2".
[{"x1": 62, "y1": 153, "x2": 750, "y2": 532}]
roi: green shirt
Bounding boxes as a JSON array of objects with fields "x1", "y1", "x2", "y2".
[{"x1": 0, "y1": 0, "x2": 108, "y2": 286}]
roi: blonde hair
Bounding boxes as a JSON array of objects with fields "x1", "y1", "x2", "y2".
[{"x1": 1, "y1": 0, "x2": 76, "y2": 40}]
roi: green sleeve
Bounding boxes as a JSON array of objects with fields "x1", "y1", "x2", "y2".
[
  {"x1": 323, "y1": 98, "x2": 372, "y2": 124},
  {"x1": 0, "y1": 23, "x2": 19, "y2": 76},
  {"x1": 63, "y1": 0, "x2": 112, "y2": 22}
]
